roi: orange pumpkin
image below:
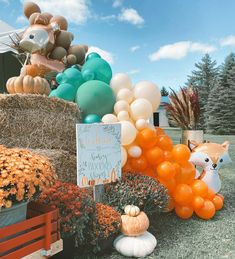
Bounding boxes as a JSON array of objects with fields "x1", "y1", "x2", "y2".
[
  {"x1": 121, "y1": 205, "x2": 149, "y2": 236},
  {"x1": 21, "y1": 64, "x2": 51, "y2": 77},
  {"x1": 6, "y1": 75, "x2": 51, "y2": 96}
]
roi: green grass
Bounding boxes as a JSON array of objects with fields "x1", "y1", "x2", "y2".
[{"x1": 104, "y1": 130, "x2": 235, "y2": 259}]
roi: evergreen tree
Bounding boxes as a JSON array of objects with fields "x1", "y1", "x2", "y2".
[
  {"x1": 161, "y1": 86, "x2": 169, "y2": 96},
  {"x1": 187, "y1": 54, "x2": 219, "y2": 129},
  {"x1": 206, "y1": 53, "x2": 235, "y2": 134}
]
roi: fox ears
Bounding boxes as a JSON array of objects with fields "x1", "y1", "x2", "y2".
[
  {"x1": 222, "y1": 141, "x2": 230, "y2": 150},
  {"x1": 189, "y1": 140, "x2": 230, "y2": 151}
]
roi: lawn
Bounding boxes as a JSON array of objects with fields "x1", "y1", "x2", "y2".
[{"x1": 103, "y1": 130, "x2": 235, "y2": 259}]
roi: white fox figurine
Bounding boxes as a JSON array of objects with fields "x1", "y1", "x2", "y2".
[{"x1": 189, "y1": 141, "x2": 232, "y2": 193}]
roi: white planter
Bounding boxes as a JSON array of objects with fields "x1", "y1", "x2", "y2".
[{"x1": 181, "y1": 130, "x2": 204, "y2": 146}]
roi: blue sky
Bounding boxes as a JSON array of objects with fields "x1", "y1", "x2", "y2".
[{"x1": 1, "y1": 0, "x2": 235, "y2": 89}]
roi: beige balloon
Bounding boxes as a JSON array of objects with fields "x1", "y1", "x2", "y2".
[
  {"x1": 135, "y1": 119, "x2": 149, "y2": 130},
  {"x1": 110, "y1": 73, "x2": 133, "y2": 94},
  {"x1": 102, "y1": 114, "x2": 118, "y2": 123},
  {"x1": 118, "y1": 111, "x2": 130, "y2": 121},
  {"x1": 130, "y1": 98, "x2": 153, "y2": 121},
  {"x1": 128, "y1": 145, "x2": 142, "y2": 158},
  {"x1": 121, "y1": 121, "x2": 137, "y2": 146},
  {"x1": 134, "y1": 81, "x2": 161, "y2": 111},
  {"x1": 121, "y1": 146, "x2": 128, "y2": 167},
  {"x1": 117, "y1": 88, "x2": 133, "y2": 103},
  {"x1": 114, "y1": 100, "x2": 130, "y2": 114}
]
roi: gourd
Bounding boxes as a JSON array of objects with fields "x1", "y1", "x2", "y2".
[
  {"x1": 6, "y1": 75, "x2": 51, "y2": 95},
  {"x1": 21, "y1": 64, "x2": 51, "y2": 77},
  {"x1": 121, "y1": 205, "x2": 149, "y2": 236},
  {"x1": 113, "y1": 231, "x2": 157, "y2": 258}
]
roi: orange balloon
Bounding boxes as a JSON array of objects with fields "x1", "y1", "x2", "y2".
[
  {"x1": 192, "y1": 196, "x2": 205, "y2": 210},
  {"x1": 155, "y1": 127, "x2": 165, "y2": 136},
  {"x1": 130, "y1": 155, "x2": 148, "y2": 172},
  {"x1": 173, "y1": 184, "x2": 193, "y2": 206},
  {"x1": 172, "y1": 162, "x2": 181, "y2": 175},
  {"x1": 122, "y1": 160, "x2": 133, "y2": 173},
  {"x1": 175, "y1": 161, "x2": 196, "y2": 185},
  {"x1": 159, "y1": 177, "x2": 176, "y2": 195},
  {"x1": 207, "y1": 188, "x2": 216, "y2": 200},
  {"x1": 136, "y1": 128, "x2": 158, "y2": 149},
  {"x1": 164, "y1": 150, "x2": 173, "y2": 161},
  {"x1": 172, "y1": 144, "x2": 191, "y2": 163},
  {"x1": 191, "y1": 180, "x2": 208, "y2": 198},
  {"x1": 217, "y1": 193, "x2": 224, "y2": 202},
  {"x1": 145, "y1": 147, "x2": 164, "y2": 165},
  {"x1": 175, "y1": 205, "x2": 193, "y2": 219},
  {"x1": 157, "y1": 135, "x2": 173, "y2": 151},
  {"x1": 157, "y1": 161, "x2": 176, "y2": 180},
  {"x1": 195, "y1": 199, "x2": 216, "y2": 220},
  {"x1": 212, "y1": 195, "x2": 223, "y2": 211}
]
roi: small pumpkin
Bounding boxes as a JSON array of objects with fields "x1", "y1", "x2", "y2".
[
  {"x1": 121, "y1": 205, "x2": 149, "y2": 236},
  {"x1": 114, "y1": 231, "x2": 157, "y2": 258},
  {"x1": 21, "y1": 64, "x2": 51, "y2": 77},
  {"x1": 6, "y1": 75, "x2": 51, "y2": 95}
]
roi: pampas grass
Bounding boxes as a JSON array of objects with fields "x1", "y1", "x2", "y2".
[{"x1": 164, "y1": 86, "x2": 200, "y2": 130}]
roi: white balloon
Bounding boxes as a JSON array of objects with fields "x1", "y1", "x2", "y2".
[
  {"x1": 135, "y1": 119, "x2": 148, "y2": 130},
  {"x1": 117, "y1": 88, "x2": 133, "y2": 103},
  {"x1": 110, "y1": 73, "x2": 133, "y2": 94},
  {"x1": 121, "y1": 121, "x2": 137, "y2": 146},
  {"x1": 102, "y1": 114, "x2": 118, "y2": 123},
  {"x1": 128, "y1": 145, "x2": 142, "y2": 158},
  {"x1": 117, "y1": 111, "x2": 129, "y2": 121},
  {"x1": 134, "y1": 81, "x2": 161, "y2": 111},
  {"x1": 121, "y1": 146, "x2": 127, "y2": 167},
  {"x1": 114, "y1": 100, "x2": 130, "y2": 114},
  {"x1": 130, "y1": 98, "x2": 153, "y2": 121}
]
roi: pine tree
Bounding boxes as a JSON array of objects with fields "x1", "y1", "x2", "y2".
[
  {"x1": 187, "y1": 54, "x2": 219, "y2": 129},
  {"x1": 161, "y1": 86, "x2": 169, "y2": 96},
  {"x1": 206, "y1": 53, "x2": 235, "y2": 134}
]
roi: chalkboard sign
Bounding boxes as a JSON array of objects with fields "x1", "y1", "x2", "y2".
[{"x1": 76, "y1": 123, "x2": 121, "y2": 187}]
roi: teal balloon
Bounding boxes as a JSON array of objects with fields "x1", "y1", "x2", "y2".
[
  {"x1": 83, "y1": 114, "x2": 101, "y2": 124},
  {"x1": 49, "y1": 89, "x2": 58, "y2": 97},
  {"x1": 76, "y1": 80, "x2": 116, "y2": 117},
  {"x1": 82, "y1": 52, "x2": 112, "y2": 84},
  {"x1": 56, "y1": 67, "x2": 84, "y2": 90},
  {"x1": 56, "y1": 83, "x2": 77, "y2": 101}
]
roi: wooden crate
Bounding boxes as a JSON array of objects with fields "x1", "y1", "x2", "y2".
[{"x1": 0, "y1": 202, "x2": 61, "y2": 259}]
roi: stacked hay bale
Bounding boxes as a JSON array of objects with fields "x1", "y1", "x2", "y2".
[{"x1": 0, "y1": 94, "x2": 80, "y2": 183}]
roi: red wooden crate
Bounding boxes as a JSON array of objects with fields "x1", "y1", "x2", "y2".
[{"x1": 0, "y1": 202, "x2": 60, "y2": 259}]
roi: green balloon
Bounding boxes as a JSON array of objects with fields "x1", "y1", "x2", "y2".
[
  {"x1": 56, "y1": 83, "x2": 77, "y2": 101},
  {"x1": 76, "y1": 80, "x2": 116, "y2": 117},
  {"x1": 82, "y1": 52, "x2": 112, "y2": 84},
  {"x1": 49, "y1": 89, "x2": 58, "y2": 97},
  {"x1": 83, "y1": 114, "x2": 101, "y2": 124}
]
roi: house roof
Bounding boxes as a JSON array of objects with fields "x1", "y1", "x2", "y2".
[{"x1": 0, "y1": 20, "x2": 23, "y2": 53}]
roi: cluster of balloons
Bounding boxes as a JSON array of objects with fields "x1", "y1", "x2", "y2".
[
  {"x1": 50, "y1": 53, "x2": 115, "y2": 119},
  {"x1": 122, "y1": 128, "x2": 224, "y2": 220}
]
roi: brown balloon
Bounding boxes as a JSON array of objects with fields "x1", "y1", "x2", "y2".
[
  {"x1": 50, "y1": 15, "x2": 68, "y2": 31},
  {"x1": 24, "y1": 2, "x2": 41, "y2": 18}
]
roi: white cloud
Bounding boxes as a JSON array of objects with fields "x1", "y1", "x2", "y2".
[
  {"x1": 128, "y1": 69, "x2": 140, "y2": 75},
  {"x1": 220, "y1": 35, "x2": 235, "y2": 47},
  {"x1": 118, "y1": 8, "x2": 144, "y2": 26},
  {"x1": 130, "y1": 45, "x2": 140, "y2": 52},
  {"x1": 149, "y1": 41, "x2": 216, "y2": 62},
  {"x1": 87, "y1": 46, "x2": 114, "y2": 64},
  {"x1": 113, "y1": 0, "x2": 123, "y2": 8},
  {"x1": 21, "y1": 0, "x2": 90, "y2": 25},
  {"x1": 100, "y1": 15, "x2": 116, "y2": 22},
  {"x1": 16, "y1": 15, "x2": 28, "y2": 24}
]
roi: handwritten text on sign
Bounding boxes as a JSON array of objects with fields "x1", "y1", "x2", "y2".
[{"x1": 76, "y1": 123, "x2": 121, "y2": 187}]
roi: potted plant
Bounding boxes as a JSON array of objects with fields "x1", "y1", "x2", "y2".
[
  {"x1": 164, "y1": 86, "x2": 203, "y2": 145},
  {"x1": 38, "y1": 181, "x2": 95, "y2": 259},
  {"x1": 0, "y1": 145, "x2": 56, "y2": 228}
]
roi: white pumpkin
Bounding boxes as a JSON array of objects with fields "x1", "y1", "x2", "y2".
[
  {"x1": 124, "y1": 205, "x2": 140, "y2": 217},
  {"x1": 113, "y1": 231, "x2": 157, "y2": 258}
]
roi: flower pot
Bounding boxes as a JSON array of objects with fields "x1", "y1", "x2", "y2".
[
  {"x1": 181, "y1": 130, "x2": 204, "y2": 147},
  {"x1": 52, "y1": 235, "x2": 76, "y2": 259},
  {"x1": 0, "y1": 202, "x2": 28, "y2": 228}
]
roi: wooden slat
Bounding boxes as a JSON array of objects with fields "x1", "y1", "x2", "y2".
[
  {"x1": 1, "y1": 233, "x2": 58, "y2": 259},
  {"x1": 0, "y1": 222, "x2": 58, "y2": 253}
]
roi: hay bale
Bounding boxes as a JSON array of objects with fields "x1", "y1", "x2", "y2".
[
  {"x1": 0, "y1": 94, "x2": 81, "y2": 154},
  {"x1": 31, "y1": 149, "x2": 77, "y2": 184}
]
